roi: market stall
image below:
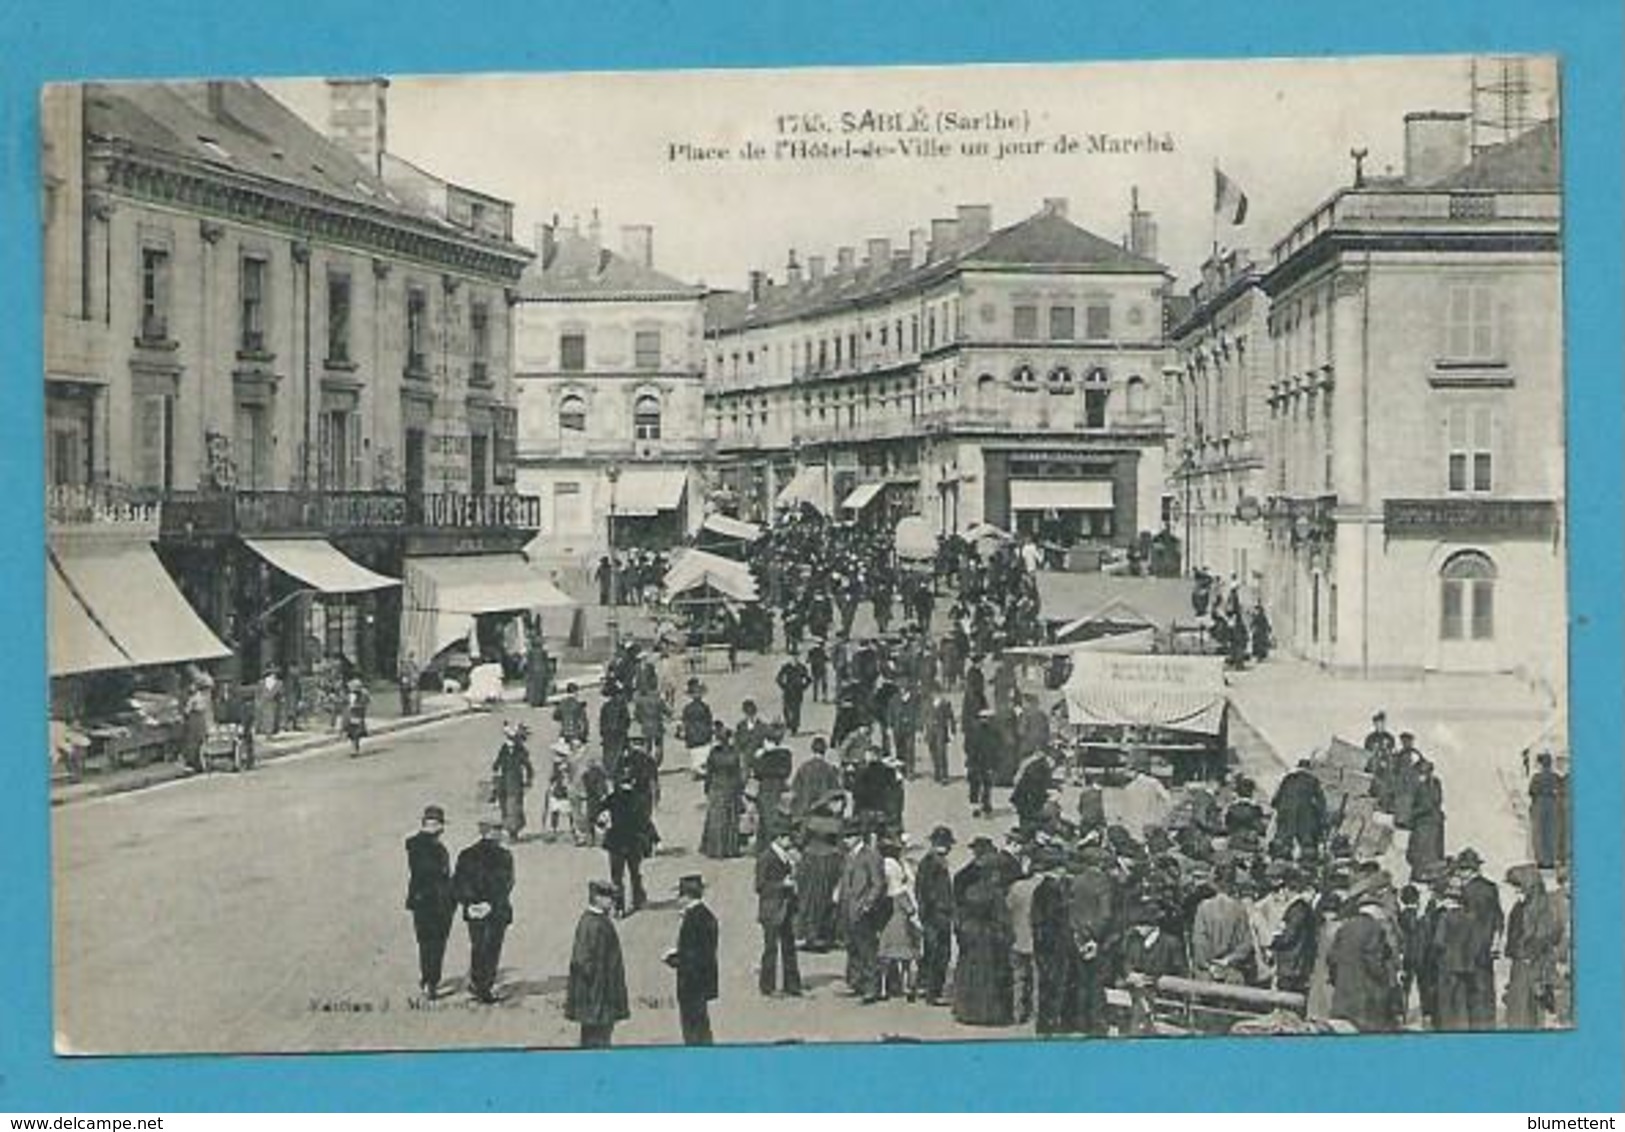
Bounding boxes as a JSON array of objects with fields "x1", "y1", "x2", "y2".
[{"x1": 1060, "y1": 652, "x2": 1230, "y2": 784}]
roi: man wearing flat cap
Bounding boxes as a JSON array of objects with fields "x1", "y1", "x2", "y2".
[
  {"x1": 665, "y1": 875, "x2": 718, "y2": 1045},
  {"x1": 566, "y1": 880, "x2": 630, "y2": 1047},
  {"x1": 404, "y1": 804, "x2": 456, "y2": 999},
  {"x1": 452, "y1": 815, "x2": 515, "y2": 1004}
]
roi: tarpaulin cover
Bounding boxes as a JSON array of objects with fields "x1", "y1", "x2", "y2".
[
  {"x1": 700, "y1": 513, "x2": 763, "y2": 542},
  {"x1": 841, "y1": 482, "x2": 885, "y2": 512},
  {"x1": 1063, "y1": 653, "x2": 1228, "y2": 735},
  {"x1": 52, "y1": 544, "x2": 231, "y2": 670},
  {"x1": 402, "y1": 554, "x2": 575, "y2": 663},
  {"x1": 665, "y1": 548, "x2": 759, "y2": 603}
]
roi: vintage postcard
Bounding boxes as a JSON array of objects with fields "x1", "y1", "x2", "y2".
[{"x1": 43, "y1": 55, "x2": 1568, "y2": 1054}]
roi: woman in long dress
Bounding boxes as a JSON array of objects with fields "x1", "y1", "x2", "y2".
[
  {"x1": 700, "y1": 727, "x2": 745, "y2": 859},
  {"x1": 1503, "y1": 864, "x2": 1562, "y2": 1029},
  {"x1": 1405, "y1": 761, "x2": 1447, "y2": 875},
  {"x1": 795, "y1": 809, "x2": 846, "y2": 950},
  {"x1": 492, "y1": 725, "x2": 535, "y2": 842},
  {"x1": 952, "y1": 845, "x2": 1014, "y2": 1026},
  {"x1": 877, "y1": 840, "x2": 922, "y2": 1000}
]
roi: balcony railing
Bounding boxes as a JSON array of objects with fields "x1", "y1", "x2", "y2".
[
  {"x1": 1272, "y1": 188, "x2": 1561, "y2": 268},
  {"x1": 159, "y1": 489, "x2": 542, "y2": 538}
]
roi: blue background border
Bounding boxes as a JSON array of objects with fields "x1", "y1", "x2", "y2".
[{"x1": 2, "y1": 0, "x2": 1620, "y2": 1112}]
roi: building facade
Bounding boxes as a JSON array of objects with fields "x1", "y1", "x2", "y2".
[
  {"x1": 1260, "y1": 112, "x2": 1563, "y2": 685},
  {"x1": 513, "y1": 218, "x2": 708, "y2": 571},
  {"x1": 43, "y1": 79, "x2": 539, "y2": 701},
  {"x1": 1167, "y1": 249, "x2": 1271, "y2": 584},
  {"x1": 705, "y1": 199, "x2": 1170, "y2": 554}
]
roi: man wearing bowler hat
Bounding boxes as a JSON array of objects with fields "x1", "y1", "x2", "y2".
[
  {"x1": 404, "y1": 805, "x2": 456, "y2": 999},
  {"x1": 452, "y1": 815, "x2": 515, "y2": 1004},
  {"x1": 566, "y1": 880, "x2": 630, "y2": 1048},
  {"x1": 665, "y1": 874, "x2": 719, "y2": 1044}
]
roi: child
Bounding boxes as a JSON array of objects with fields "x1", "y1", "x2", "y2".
[{"x1": 546, "y1": 748, "x2": 574, "y2": 841}]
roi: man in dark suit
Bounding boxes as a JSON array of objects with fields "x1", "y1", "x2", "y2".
[
  {"x1": 452, "y1": 816, "x2": 515, "y2": 1004},
  {"x1": 597, "y1": 766, "x2": 655, "y2": 917},
  {"x1": 1457, "y1": 847, "x2": 1504, "y2": 1029},
  {"x1": 756, "y1": 829, "x2": 803, "y2": 996},
  {"x1": 664, "y1": 874, "x2": 719, "y2": 1044},
  {"x1": 916, "y1": 825, "x2": 956, "y2": 1005},
  {"x1": 565, "y1": 880, "x2": 630, "y2": 1047},
  {"x1": 404, "y1": 804, "x2": 457, "y2": 999}
]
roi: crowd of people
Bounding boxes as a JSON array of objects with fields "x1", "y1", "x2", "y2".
[{"x1": 399, "y1": 511, "x2": 1569, "y2": 1048}]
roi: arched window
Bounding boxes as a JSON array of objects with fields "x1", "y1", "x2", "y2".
[
  {"x1": 1011, "y1": 364, "x2": 1038, "y2": 392},
  {"x1": 1125, "y1": 374, "x2": 1148, "y2": 415},
  {"x1": 634, "y1": 393, "x2": 662, "y2": 440},
  {"x1": 1440, "y1": 550, "x2": 1496, "y2": 641},
  {"x1": 976, "y1": 372, "x2": 997, "y2": 399},
  {"x1": 559, "y1": 393, "x2": 587, "y2": 434},
  {"x1": 1047, "y1": 366, "x2": 1074, "y2": 395}
]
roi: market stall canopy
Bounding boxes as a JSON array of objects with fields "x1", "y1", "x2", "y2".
[
  {"x1": 665, "y1": 548, "x2": 759, "y2": 603},
  {"x1": 401, "y1": 554, "x2": 576, "y2": 663},
  {"x1": 245, "y1": 538, "x2": 399, "y2": 594},
  {"x1": 963, "y1": 521, "x2": 1012, "y2": 543},
  {"x1": 51, "y1": 543, "x2": 231, "y2": 671},
  {"x1": 1063, "y1": 653, "x2": 1227, "y2": 735},
  {"x1": 700, "y1": 513, "x2": 763, "y2": 543},
  {"x1": 1003, "y1": 627, "x2": 1158, "y2": 659},
  {"x1": 1053, "y1": 596, "x2": 1186, "y2": 645},
  {"x1": 841, "y1": 482, "x2": 885, "y2": 513},
  {"x1": 894, "y1": 516, "x2": 937, "y2": 561},
  {"x1": 775, "y1": 465, "x2": 830, "y2": 514},
  {"x1": 47, "y1": 556, "x2": 132, "y2": 676},
  {"x1": 612, "y1": 468, "x2": 688, "y2": 516}
]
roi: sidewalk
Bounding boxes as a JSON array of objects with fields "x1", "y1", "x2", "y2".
[
  {"x1": 1225, "y1": 655, "x2": 1555, "y2": 881},
  {"x1": 50, "y1": 663, "x2": 602, "y2": 807}
]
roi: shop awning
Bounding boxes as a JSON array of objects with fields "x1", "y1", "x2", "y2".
[
  {"x1": 1063, "y1": 653, "x2": 1228, "y2": 736},
  {"x1": 51, "y1": 544, "x2": 231, "y2": 670},
  {"x1": 47, "y1": 558, "x2": 131, "y2": 676},
  {"x1": 775, "y1": 465, "x2": 830, "y2": 513},
  {"x1": 1010, "y1": 479, "x2": 1115, "y2": 511},
  {"x1": 700, "y1": 513, "x2": 763, "y2": 543},
  {"x1": 841, "y1": 482, "x2": 885, "y2": 513},
  {"x1": 665, "y1": 548, "x2": 759, "y2": 603},
  {"x1": 612, "y1": 468, "x2": 688, "y2": 517},
  {"x1": 245, "y1": 538, "x2": 399, "y2": 594},
  {"x1": 401, "y1": 553, "x2": 577, "y2": 662}
]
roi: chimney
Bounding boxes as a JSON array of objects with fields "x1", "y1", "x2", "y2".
[
  {"x1": 587, "y1": 208, "x2": 602, "y2": 249},
  {"x1": 534, "y1": 222, "x2": 557, "y2": 264},
  {"x1": 892, "y1": 250, "x2": 910, "y2": 272},
  {"x1": 1127, "y1": 186, "x2": 1158, "y2": 260},
  {"x1": 865, "y1": 237, "x2": 892, "y2": 273},
  {"x1": 908, "y1": 227, "x2": 928, "y2": 267},
  {"x1": 956, "y1": 204, "x2": 992, "y2": 246},
  {"x1": 836, "y1": 246, "x2": 856, "y2": 275},
  {"x1": 325, "y1": 77, "x2": 390, "y2": 178},
  {"x1": 620, "y1": 224, "x2": 653, "y2": 268},
  {"x1": 1042, "y1": 196, "x2": 1069, "y2": 219},
  {"x1": 1404, "y1": 111, "x2": 1472, "y2": 185},
  {"x1": 929, "y1": 218, "x2": 959, "y2": 260},
  {"x1": 748, "y1": 270, "x2": 766, "y2": 305},
  {"x1": 786, "y1": 250, "x2": 802, "y2": 285},
  {"x1": 807, "y1": 254, "x2": 826, "y2": 282}
]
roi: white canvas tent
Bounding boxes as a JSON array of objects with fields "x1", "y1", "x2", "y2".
[
  {"x1": 664, "y1": 548, "x2": 759, "y2": 603},
  {"x1": 894, "y1": 516, "x2": 937, "y2": 562},
  {"x1": 1063, "y1": 653, "x2": 1228, "y2": 736}
]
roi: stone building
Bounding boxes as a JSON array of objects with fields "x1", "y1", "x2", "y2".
[
  {"x1": 1167, "y1": 248, "x2": 1271, "y2": 584},
  {"x1": 43, "y1": 79, "x2": 541, "y2": 705},
  {"x1": 1260, "y1": 112, "x2": 1563, "y2": 684},
  {"x1": 512, "y1": 216, "x2": 708, "y2": 570},
  {"x1": 704, "y1": 197, "x2": 1171, "y2": 556}
]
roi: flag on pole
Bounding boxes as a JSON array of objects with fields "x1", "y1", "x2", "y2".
[{"x1": 1215, "y1": 166, "x2": 1249, "y2": 225}]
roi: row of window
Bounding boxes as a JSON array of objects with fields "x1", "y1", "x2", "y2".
[
  {"x1": 1010, "y1": 302, "x2": 1111, "y2": 342},
  {"x1": 710, "y1": 297, "x2": 966, "y2": 386},
  {"x1": 558, "y1": 331, "x2": 662, "y2": 372},
  {"x1": 558, "y1": 393, "x2": 662, "y2": 439},
  {"x1": 138, "y1": 247, "x2": 492, "y2": 373}
]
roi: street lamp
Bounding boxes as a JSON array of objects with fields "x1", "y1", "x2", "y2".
[{"x1": 605, "y1": 463, "x2": 621, "y2": 653}]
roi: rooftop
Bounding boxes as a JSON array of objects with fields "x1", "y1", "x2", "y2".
[
  {"x1": 706, "y1": 207, "x2": 1166, "y2": 334},
  {"x1": 84, "y1": 80, "x2": 529, "y2": 259},
  {"x1": 518, "y1": 224, "x2": 701, "y2": 301},
  {"x1": 1432, "y1": 118, "x2": 1561, "y2": 192}
]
